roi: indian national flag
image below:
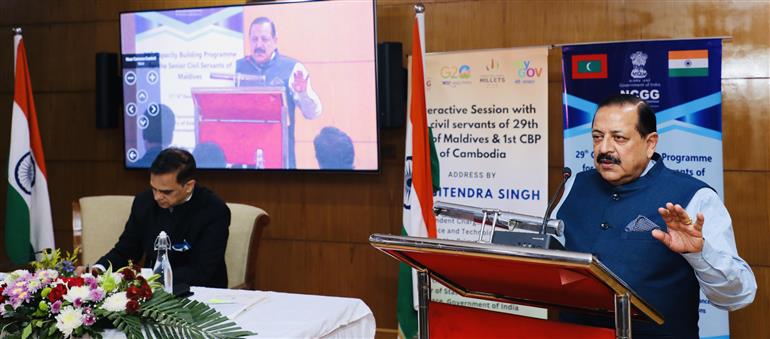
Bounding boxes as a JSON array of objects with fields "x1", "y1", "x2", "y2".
[
  {"x1": 397, "y1": 10, "x2": 440, "y2": 339},
  {"x1": 5, "y1": 32, "x2": 55, "y2": 264},
  {"x1": 668, "y1": 49, "x2": 709, "y2": 77}
]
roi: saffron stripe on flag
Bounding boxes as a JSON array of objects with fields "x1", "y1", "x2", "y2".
[{"x1": 668, "y1": 49, "x2": 708, "y2": 60}]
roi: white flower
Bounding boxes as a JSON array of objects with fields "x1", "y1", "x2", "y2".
[
  {"x1": 36, "y1": 269, "x2": 59, "y2": 284},
  {"x1": 4, "y1": 269, "x2": 26, "y2": 285},
  {"x1": 99, "y1": 292, "x2": 128, "y2": 312},
  {"x1": 64, "y1": 286, "x2": 91, "y2": 303},
  {"x1": 55, "y1": 306, "x2": 84, "y2": 337}
]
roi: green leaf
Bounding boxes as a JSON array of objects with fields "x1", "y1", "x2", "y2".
[
  {"x1": 47, "y1": 324, "x2": 57, "y2": 336},
  {"x1": 20, "y1": 324, "x2": 32, "y2": 339}
]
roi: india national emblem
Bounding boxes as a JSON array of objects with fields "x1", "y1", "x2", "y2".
[{"x1": 630, "y1": 51, "x2": 648, "y2": 79}]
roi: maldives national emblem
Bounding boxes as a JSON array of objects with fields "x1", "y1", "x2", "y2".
[{"x1": 630, "y1": 51, "x2": 648, "y2": 79}]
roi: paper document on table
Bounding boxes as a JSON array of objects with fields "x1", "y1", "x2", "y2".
[
  {"x1": 226, "y1": 294, "x2": 268, "y2": 320},
  {"x1": 201, "y1": 291, "x2": 268, "y2": 319}
]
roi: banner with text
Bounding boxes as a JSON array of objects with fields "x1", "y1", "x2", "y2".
[
  {"x1": 561, "y1": 39, "x2": 726, "y2": 338},
  {"x1": 424, "y1": 47, "x2": 549, "y2": 318}
]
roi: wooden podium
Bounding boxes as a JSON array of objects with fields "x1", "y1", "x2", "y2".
[
  {"x1": 369, "y1": 234, "x2": 664, "y2": 339},
  {"x1": 192, "y1": 86, "x2": 288, "y2": 168}
]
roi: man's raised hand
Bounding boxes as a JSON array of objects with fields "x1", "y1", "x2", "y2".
[{"x1": 653, "y1": 202, "x2": 705, "y2": 253}]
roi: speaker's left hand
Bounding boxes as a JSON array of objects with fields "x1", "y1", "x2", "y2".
[{"x1": 653, "y1": 202, "x2": 705, "y2": 253}]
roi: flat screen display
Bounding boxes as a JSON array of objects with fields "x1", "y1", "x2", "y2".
[{"x1": 119, "y1": 0, "x2": 378, "y2": 171}]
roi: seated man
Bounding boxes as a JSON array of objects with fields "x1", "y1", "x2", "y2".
[
  {"x1": 92, "y1": 148, "x2": 231, "y2": 287},
  {"x1": 553, "y1": 94, "x2": 756, "y2": 338}
]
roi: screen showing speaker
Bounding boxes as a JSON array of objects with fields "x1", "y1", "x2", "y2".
[{"x1": 119, "y1": 0, "x2": 377, "y2": 171}]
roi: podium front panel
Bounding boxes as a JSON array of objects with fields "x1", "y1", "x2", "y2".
[
  {"x1": 429, "y1": 302, "x2": 614, "y2": 339},
  {"x1": 192, "y1": 87, "x2": 288, "y2": 168},
  {"x1": 194, "y1": 88, "x2": 284, "y2": 121},
  {"x1": 411, "y1": 248, "x2": 615, "y2": 312},
  {"x1": 370, "y1": 234, "x2": 663, "y2": 325},
  {"x1": 199, "y1": 122, "x2": 283, "y2": 168}
]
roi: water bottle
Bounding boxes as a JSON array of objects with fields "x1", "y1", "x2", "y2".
[
  {"x1": 153, "y1": 231, "x2": 173, "y2": 293},
  {"x1": 255, "y1": 149, "x2": 265, "y2": 169}
]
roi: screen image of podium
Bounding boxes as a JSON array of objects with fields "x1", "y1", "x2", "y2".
[{"x1": 192, "y1": 87, "x2": 288, "y2": 169}]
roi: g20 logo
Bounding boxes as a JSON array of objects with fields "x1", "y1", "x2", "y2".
[{"x1": 440, "y1": 65, "x2": 472, "y2": 79}]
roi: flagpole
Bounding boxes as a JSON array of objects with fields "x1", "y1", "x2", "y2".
[
  {"x1": 415, "y1": 3, "x2": 425, "y2": 56},
  {"x1": 12, "y1": 27, "x2": 21, "y2": 76},
  {"x1": 412, "y1": 6, "x2": 431, "y2": 339}
]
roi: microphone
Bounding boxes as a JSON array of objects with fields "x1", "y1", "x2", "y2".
[{"x1": 540, "y1": 167, "x2": 572, "y2": 235}]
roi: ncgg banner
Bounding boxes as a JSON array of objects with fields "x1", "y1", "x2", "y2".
[{"x1": 561, "y1": 38, "x2": 728, "y2": 339}]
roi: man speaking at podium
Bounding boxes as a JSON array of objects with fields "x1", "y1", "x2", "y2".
[
  {"x1": 553, "y1": 94, "x2": 756, "y2": 338},
  {"x1": 235, "y1": 16, "x2": 323, "y2": 169}
]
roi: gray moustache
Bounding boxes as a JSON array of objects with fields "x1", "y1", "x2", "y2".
[{"x1": 596, "y1": 153, "x2": 621, "y2": 165}]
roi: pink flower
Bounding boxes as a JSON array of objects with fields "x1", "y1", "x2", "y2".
[
  {"x1": 7, "y1": 286, "x2": 31, "y2": 308},
  {"x1": 83, "y1": 313, "x2": 96, "y2": 326},
  {"x1": 82, "y1": 307, "x2": 96, "y2": 326},
  {"x1": 51, "y1": 300, "x2": 62, "y2": 314},
  {"x1": 84, "y1": 276, "x2": 99, "y2": 290},
  {"x1": 88, "y1": 288, "x2": 105, "y2": 302}
]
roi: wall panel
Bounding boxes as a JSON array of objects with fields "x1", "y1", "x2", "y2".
[
  {"x1": 730, "y1": 266, "x2": 770, "y2": 339},
  {"x1": 722, "y1": 79, "x2": 770, "y2": 171},
  {"x1": 724, "y1": 171, "x2": 770, "y2": 266}
]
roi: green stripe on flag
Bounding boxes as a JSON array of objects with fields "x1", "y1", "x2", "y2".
[
  {"x1": 5, "y1": 184, "x2": 33, "y2": 264},
  {"x1": 428, "y1": 127, "x2": 441, "y2": 193},
  {"x1": 669, "y1": 68, "x2": 708, "y2": 77},
  {"x1": 397, "y1": 227, "x2": 418, "y2": 339}
]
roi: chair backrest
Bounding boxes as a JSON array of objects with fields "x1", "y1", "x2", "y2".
[
  {"x1": 225, "y1": 203, "x2": 269, "y2": 289},
  {"x1": 73, "y1": 196, "x2": 269, "y2": 289},
  {"x1": 73, "y1": 195, "x2": 134, "y2": 266}
]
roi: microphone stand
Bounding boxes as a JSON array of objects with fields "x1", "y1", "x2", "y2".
[
  {"x1": 490, "y1": 167, "x2": 572, "y2": 250},
  {"x1": 540, "y1": 167, "x2": 572, "y2": 234}
]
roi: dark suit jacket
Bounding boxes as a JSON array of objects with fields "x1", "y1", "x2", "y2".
[{"x1": 96, "y1": 186, "x2": 231, "y2": 287}]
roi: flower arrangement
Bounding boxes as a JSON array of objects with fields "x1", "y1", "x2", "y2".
[{"x1": 1, "y1": 249, "x2": 253, "y2": 338}]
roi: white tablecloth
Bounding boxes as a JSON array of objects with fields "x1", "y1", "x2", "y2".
[
  {"x1": 101, "y1": 287, "x2": 375, "y2": 339},
  {"x1": 191, "y1": 287, "x2": 375, "y2": 338}
]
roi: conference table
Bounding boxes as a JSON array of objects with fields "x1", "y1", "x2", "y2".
[{"x1": 104, "y1": 287, "x2": 376, "y2": 338}]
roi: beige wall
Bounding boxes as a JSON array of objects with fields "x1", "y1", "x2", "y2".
[{"x1": 0, "y1": 1, "x2": 767, "y2": 337}]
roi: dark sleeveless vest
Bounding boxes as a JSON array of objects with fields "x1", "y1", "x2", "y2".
[
  {"x1": 236, "y1": 51, "x2": 300, "y2": 168},
  {"x1": 557, "y1": 154, "x2": 709, "y2": 338}
]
